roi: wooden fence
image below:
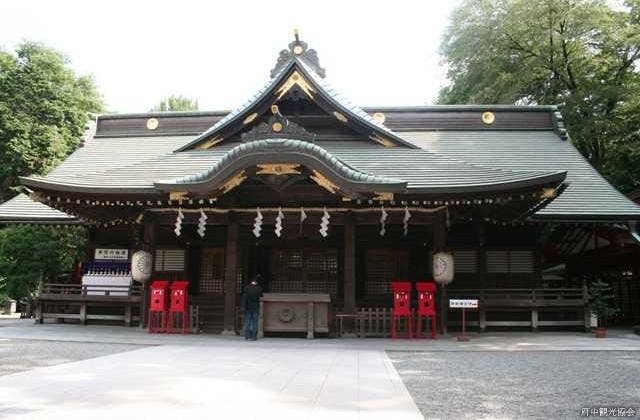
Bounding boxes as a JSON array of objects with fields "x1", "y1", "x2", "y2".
[
  {"x1": 35, "y1": 283, "x2": 142, "y2": 326},
  {"x1": 353, "y1": 287, "x2": 589, "y2": 337}
]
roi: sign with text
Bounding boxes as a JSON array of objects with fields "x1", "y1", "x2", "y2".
[
  {"x1": 94, "y1": 248, "x2": 129, "y2": 261},
  {"x1": 449, "y1": 299, "x2": 479, "y2": 309}
]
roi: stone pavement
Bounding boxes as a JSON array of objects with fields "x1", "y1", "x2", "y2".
[
  {"x1": 1, "y1": 319, "x2": 639, "y2": 420},
  {"x1": 0, "y1": 341, "x2": 421, "y2": 420},
  {"x1": 1, "y1": 318, "x2": 639, "y2": 351}
]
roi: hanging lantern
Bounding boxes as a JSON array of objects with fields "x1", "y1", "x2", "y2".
[
  {"x1": 131, "y1": 250, "x2": 152, "y2": 282},
  {"x1": 433, "y1": 252, "x2": 454, "y2": 285}
]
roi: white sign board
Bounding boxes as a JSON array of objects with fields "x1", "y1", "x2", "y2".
[
  {"x1": 95, "y1": 248, "x2": 129, "y2": 261},
  {"x1": 449, "y1": 299, "x2": 479, "y2": 309}
]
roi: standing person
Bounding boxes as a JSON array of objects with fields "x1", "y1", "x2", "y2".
[{"x1": 240, "y1": 274, "x2": 263, "y2": 341}]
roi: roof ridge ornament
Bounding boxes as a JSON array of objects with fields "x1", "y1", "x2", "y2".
[
  {"x1": 270, "y1": 29, "x2": 326, "y2": 79},
  {"x1": 240, "y1": 105, "x2": 316, "y2": 143}
]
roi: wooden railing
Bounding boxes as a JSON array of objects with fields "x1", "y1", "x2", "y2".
[
  {"x1": 352, "y1": 287, "x2": 590, "y2": 337},
  {"x1": 39, "y1": 283, "x2": 142, "y2": 299},
  {"x1": 35, "y1": 282, "x2": 142, "y2": 326},
  {"x1": 448, "y1": 287, "x2": 587, "y2": 308}
]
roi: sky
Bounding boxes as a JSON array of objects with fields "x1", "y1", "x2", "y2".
[{"x1": 3, "y1": 1, "x2": 460, "y2": 113}]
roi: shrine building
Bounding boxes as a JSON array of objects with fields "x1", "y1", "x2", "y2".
[{"x1": 1, "y1": 34, "x2": 639, "y2": 335}]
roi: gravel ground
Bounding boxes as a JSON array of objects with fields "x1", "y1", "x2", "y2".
[
  {"x1": 0, "y1": 338, "x2": 147, "y2": 376},
  {"x1": 389, "y1": 351, "x2": 640, "y2": 420}
]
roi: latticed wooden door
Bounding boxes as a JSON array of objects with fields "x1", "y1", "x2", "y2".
[
  {"x1": 270, "y1": 248, "x2": 338, "y2": 298},
  {"x1": 365, "y1": 249, "x2": 410, "y2": 296},
  {"x1": 199, "y1": 248, "x2": 225, "y2": 294}
]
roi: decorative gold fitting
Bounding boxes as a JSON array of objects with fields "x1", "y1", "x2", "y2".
[
  {"x1": 310, "y1": 170, "x2": 339, "y2": 194},
  {"x1": 256, "y1": 163, "x2": 301, "y2": 175},
  {"x1": 220, "y1": 170, "x2": 247, "y2": 194},
  {"x1": 169, "y1": 191, "x2": 188, "y2": 201},
  {"x1": 373, "y1": 192, "x2": 394, "y2": 201},
  {"x1": 482, "y1": 111, "x2": 495, "y2": 125},
  {"x1": 196, "y1": 136, "x2": 223, "y2": 149}
]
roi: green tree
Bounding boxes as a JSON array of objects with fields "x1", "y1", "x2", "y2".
[
  {"x1": 0, "y1": 42, "x2": 101, "y2": 301},
  {"x1": 0, "y1": 42, "x2": 103, "y2": 201},
  {"x1": 439, "y1": 0, "x2": 640, "y2": 193},
  {"x1": 0, "y1": 225, "x2": 88, "y2": 302},
  {"x1": 151, "y1": 95, "x2": 199, "y2": 112}
]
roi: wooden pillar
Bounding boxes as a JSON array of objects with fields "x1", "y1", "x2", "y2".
[
  {"x1": 433, "y1": 211, "x2": 448, "y2": 335},
  {"x1": 140, "y1": 215, "x2": 156, "y2": 329},
  {"x1": 222, "y1": 219, "x2": 239, "y2": 335},
  {"x1": 343, "y1": 215, "x2": 356, "y2": 313}
]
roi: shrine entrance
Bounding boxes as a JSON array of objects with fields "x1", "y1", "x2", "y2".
[{"x1": 246, "y1": 245, "x2": 339, "y2": 300}]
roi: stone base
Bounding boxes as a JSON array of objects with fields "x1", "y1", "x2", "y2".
[{"x1": 220, "y1": 329, "x2": 237, "y2": 336}]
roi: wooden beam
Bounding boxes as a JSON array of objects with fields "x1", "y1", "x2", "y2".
[
  {"x1": 222, "y1": 218, "x2": 239, "y2": 335},
  {"x1": 343, "y1": 215, "x2": 356, "y2": 313},
  {"x1": 140, "y1": 214, "x2": 156, "y2": 329}
]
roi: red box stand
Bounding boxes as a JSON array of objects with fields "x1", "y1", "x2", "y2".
[
  {"x1": 416, "y1": 282, "x2": 437, "y2": 339},
  {"x1": 168, "y1": 280, "x2": 190, "y2": 334},
  {"x1": 391, "y1": 281, "x2": 413, "y2": 339},
  {"x1": 148, "y1": 280, "x2": 169, "y2": 333}
]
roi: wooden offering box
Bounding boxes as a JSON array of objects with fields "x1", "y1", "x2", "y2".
[{"x1": 259, "y1": 293, "x2": 330, "y2": 339}]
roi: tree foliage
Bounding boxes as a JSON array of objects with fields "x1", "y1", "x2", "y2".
[
  {"x1": 0, "y1": 42, "x2": 101, "y2": 301},
  {"x1": 0, "y1": 42, "x2": 103, "y2": 201},
  {"x1": 151, "y1": 95, "x2": 199, "y2": 112},
  {"x1": 0, "y1": 225, "x2": 88, "y2": 302},
  {"x1": 439, "y1": 0, "x2": 640, "y2": 193}
]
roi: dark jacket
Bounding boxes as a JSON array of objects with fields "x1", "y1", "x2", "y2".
[{"x1": 241, "y1": 284, "x2": 263, "y2": 312}]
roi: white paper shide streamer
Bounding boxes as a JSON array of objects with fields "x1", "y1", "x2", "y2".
[
  {"x1": 253, "y1": 207, "x2": 263, "y2": 238},
  {"x1": 319, "y1": 207, "x2": 330, "y2": 237},
  {"x1": 197, "y1": 209, "x2": 208, "y2": 237},
  {"x1": 403, "y1": 206, "x2": 411, "y2": 236},
  {"x1": 174, "y1": 208, "x2": 184, "y2": 236},
  {"x1": 379, "y1": 205, "x2": 388, "y2": 236},
  {"x1": 274, "y1": 207, "x2": 284, "y2": 237}
]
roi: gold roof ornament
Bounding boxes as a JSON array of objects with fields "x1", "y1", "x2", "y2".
[
  {"x1": 373, "y1": 192, "x2": 394, "y2": 201},
  {"x1": 276, "y1": 71, "x2": 316, "y2": 100},
  {"x1": 196, "y1": 136, "x2": 224, "y2": 150},
  {"x1": 169, "y1": 191, "x2": 188, "y2": 201},
  {"x1": 310, "y1": 170, "x2": 339, "y2": 194},
  {"x1": 220, "y1": 170, "x2": 247, "y2": 194},
  {"x1": 243, "y1": 112, "x2": 258, "y2": 125},
  {"x1": 372, "y1": 112, "x2": 386, "y2": 124},
  {"x1": 482, "y1": 111, "x2": 496, "y2": 125},
  {"x1": 146, "y1": 118, "x2": 159, "y2": 130},
  {"x1": 369, "y1": 134, "x2": 395, "y2": 147},
  {"x1": 541, "y1": 187, "x2": 557, "y2": 199},
  {"x1": 333, "y1": 111, "x2": 348, "y2": 123},
  {"x1": 256, "y1": 163, "x2": 301, "y2": 176}
]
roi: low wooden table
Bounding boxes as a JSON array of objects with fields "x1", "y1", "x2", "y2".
[{"x1": 258, "y1": 293, "x2": 330, "y2": 339}]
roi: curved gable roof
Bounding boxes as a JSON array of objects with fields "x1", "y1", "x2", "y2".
[{"x1": 177, "y1": 57, "x2": 417, "y2": 151}]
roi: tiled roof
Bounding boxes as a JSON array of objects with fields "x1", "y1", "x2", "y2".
[{"x1": 0, "y1": 194, "x2": 78, "y2": 224}]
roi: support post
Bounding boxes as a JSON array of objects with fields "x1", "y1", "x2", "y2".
[
  {"x1": 583, "y1": 281, "x2": 591, "y2": 332},
  {"x1": 433, "y1": 211, "x2": 447, "y2": 335},
  {"x1": 307, "y1": 302, "x2": 315, "y2": 339},
  {"x1": 124, "y1": 304, "x2": 132, "y2": 327},
  {"x1": 343, "y1": 215, "x2": 356, "y2": 314},
  {"x1": 222, "y1": 219, "x2": 239, "y2": 335},
  {"x1": 140, "y1": 215, "x2": 156, "y2": 329},
  {"x1": 80, "y1": 303, "x2": 87, "y2": 325}
]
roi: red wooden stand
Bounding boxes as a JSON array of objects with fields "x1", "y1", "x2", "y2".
[
  {"x1": 148, "y1": 280, "x2": 169, "y2": 333},
  {"x1": 391, "y1": 281, "x2": 413, "y2": 339},
  {"x1": 416, "y1": 282, "x2": 437, "y2": 339},
  {"x1": 167, "y1": 280, "x2": 190, "y2": 334}
]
